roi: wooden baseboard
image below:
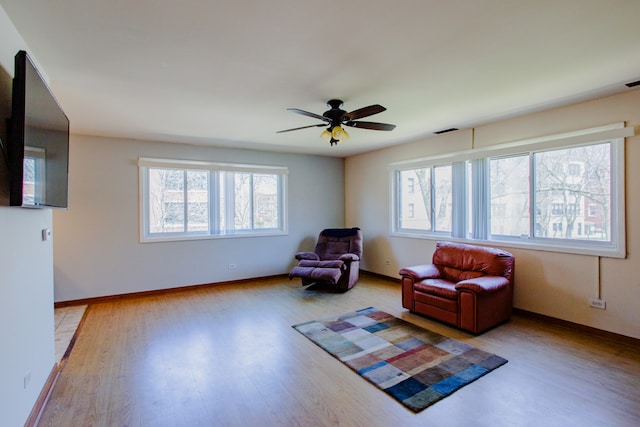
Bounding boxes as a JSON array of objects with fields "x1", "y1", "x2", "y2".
[
  {"x1": 25, "y1": 363, "x2": 60, "y2": 427},
  {"x1": 55, "y1": 272, "x2": 392, "y2": 308},
  {"x1": 54, "y1": 274, "x2": 289, "y2": 308},
  {"x1": 360, "y1": 270, "x2": 400, "y2": 282},
  {"x1": 513, "y1": 308, "x2": 639, "y2": 347}
]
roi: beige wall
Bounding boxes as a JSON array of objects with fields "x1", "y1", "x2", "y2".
[
  {"x1": 346, "y1": 89, "x2": 640, "y2": 339},
  {"x1": 53, "y1": 134, "x2": 345, "y2": 301}
]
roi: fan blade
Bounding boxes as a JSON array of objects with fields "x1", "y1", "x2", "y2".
[
  {"x1": 344, "y1": 104, "x2": 386, "y2": 121},
  {"x1": 344, "y1": 121, "x2": 396, "y2": 131},
  {"x1": 276, "y1": 123, "x2": 327, "y2": 133},
  {"x1": 287, "y1": 108, "x2": 331, "y2": 123}
]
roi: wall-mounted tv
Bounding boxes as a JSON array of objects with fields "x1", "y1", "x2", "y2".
[{"x1": 7, "y1": 50, "x2": 69, "y2": 208}]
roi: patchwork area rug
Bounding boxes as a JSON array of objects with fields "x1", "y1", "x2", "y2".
[{"x1": 292, "y1": 307, "x2": 507, "y2": 412}]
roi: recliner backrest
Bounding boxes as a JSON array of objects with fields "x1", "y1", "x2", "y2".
[{"x1": 315, "y1": 228, "x2": 363, "y2": 260}]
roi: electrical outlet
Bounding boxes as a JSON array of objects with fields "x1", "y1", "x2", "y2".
[
  {"x1": 589, "y1": 298, "x2": 606, "y2": 309},
  {"x1": 228, "y1": 263, "x2": 237, "y2": 269}
]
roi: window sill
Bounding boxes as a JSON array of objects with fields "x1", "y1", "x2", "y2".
[
  {"x1": 390, "y1": 232, "x2": 625, "y2": 259},
  {"x1": 140, "y1": 230, "x2": 288, "y2": 243}
]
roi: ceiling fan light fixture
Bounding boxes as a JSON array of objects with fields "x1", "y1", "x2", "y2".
[
  {"x1": 279, "y1": 99, "x2": 395, "y2": 147},
  {"x1": 332, "y1": 125, "x2": 349, "y2": 141}
]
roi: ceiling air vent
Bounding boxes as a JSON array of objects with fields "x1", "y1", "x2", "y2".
[
  {"x1": 625, "y1": 80, "x2": 640, "y2": 88},
  {"x1": 434, "y1": 128, "x2": 459, "y2": 135}
]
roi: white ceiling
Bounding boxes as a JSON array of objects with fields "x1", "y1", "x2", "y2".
[{"x1": 2, "y1": 0, "x2": 640, "y2": 157}]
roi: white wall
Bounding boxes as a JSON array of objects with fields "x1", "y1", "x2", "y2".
[
  {"x1": 53, "y1": 134, "x2": 345, "y2": 301},
  {"x1": 0, "y1": 6, "x2": 56, "y2": 427},
  {"x1": 346, "y1": 89, "x2": 640, "y2": 340}
]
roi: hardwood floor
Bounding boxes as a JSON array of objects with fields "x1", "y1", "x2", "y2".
[{"x1": 38, "y1": 275, "x2": 640, "y2": 427}]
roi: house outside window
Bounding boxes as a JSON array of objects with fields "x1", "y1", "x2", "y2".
[
  {"x1": 408, "y1": 203, "x2": 415, "y2": 218},
  {"x1": 551, "y1": 203, "x2": 564, "y2": 215},
  {"x1": 568, "y1": 163, "x2": 581, "y2": 176},
  {"x1": 407, "y1": 177, "x2": 415, "y2": 193}
]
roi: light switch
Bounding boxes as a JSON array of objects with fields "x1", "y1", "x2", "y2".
[{"x1": 42, "y1": 228, "x2": 52, "y2": 241}]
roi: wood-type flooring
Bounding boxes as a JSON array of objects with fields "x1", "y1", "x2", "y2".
[{"x1": 38, "y1": 275, "x2": 640, "y2": 426}]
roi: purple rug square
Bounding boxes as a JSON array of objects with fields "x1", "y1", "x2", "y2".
[{"x1": 326, "y1": 320, "x2": 356, "y2": 332}]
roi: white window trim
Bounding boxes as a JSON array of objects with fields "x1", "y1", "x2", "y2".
[
  {"x1": 138, "y1": 157, "x2": 289, "y2": 175},
  {"x1": 389, "y1": 123, "x2": 634, "y2": 258},
  {"x1": 389, "y1": 123, "x2": 632, "y2": 170},
  {"x1": 138, "y1": 157, "x2": 288, "y2": 243}
]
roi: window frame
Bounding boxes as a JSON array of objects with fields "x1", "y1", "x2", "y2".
[
  {"x1": 389, "y1": 123, "x2": 632, "y2": 258},
  {"x1": 139, "y1": 158, "x2": 288, "y2": 243}
]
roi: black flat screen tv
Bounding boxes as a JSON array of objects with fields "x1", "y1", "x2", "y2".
[{"x1": 8, "y1": 50, "x2": 69, "y2": 208}]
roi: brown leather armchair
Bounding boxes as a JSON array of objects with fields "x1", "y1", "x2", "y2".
[
  {"x1": 289, "y1": 228, "x2": 362, "y2": 291},
  {"x1": 399, "y1": 241, "x2": 514, "y2": 334}
]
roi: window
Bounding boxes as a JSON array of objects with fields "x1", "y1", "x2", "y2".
[
  {"x1": 139, "y1": 158, "x2": 288, "y2": 242},
  {"x1": 147, "y1": 169, "x2": 209, "y2": 233},
  {"x1": 534, "y1": 144, "x2": 610, "y2": 241},
  {"x1": 390, "y1": 123, "x2": 631, "y2": 258},
  {"x1": 434, "y1": 165, "x2": 452, "y2": 232},
  {"x1": 490, "y1": 155, "x2": 529, "y2": 238},
  {"x1": 397, "y1": 168, "x2": 431, "y2": 231},
  {"x1": 395, "y1": 165, "x2": 451, "y2": 233}
]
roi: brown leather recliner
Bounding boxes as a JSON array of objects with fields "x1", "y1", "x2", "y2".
[
  {"x1": 289, "y1": 228, "x2": 362, "y2": 291},
  {"x1": 399, "y1": 241, "x2": 515, "y2": 334}
]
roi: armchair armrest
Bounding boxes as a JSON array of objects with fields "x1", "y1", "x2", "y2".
[
  {"x1": 455, "y1": 276, "x2": 509, "y2": 294},
  {"x1": 398, "y1": 264, "x2": 441, "y2": 281},
  {"x1": 338, "y1": 253, "x2": 360, "y2": 262},
  {"x1": 295, "y1": 252, "x2": 320, "y2": 261}
]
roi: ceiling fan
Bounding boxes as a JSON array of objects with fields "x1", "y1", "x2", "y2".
[{"x1": 277, "y1": 99, "x2": 396, "y2": 146}]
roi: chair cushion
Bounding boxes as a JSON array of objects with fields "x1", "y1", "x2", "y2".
[
  {"x1": 314, "y1": 228, "x2": 363, "y2": 261},
  {"x1": 441, "y1": 266, "x2": 485, "y2": 283},
  {"x1": 297, "y1": 260, "x2": 344, "y2": 269},
  {"x1": 289, "y1": 265, "x2": 342, "y2": 284},
  {"x1": 322, "y1": 240, "x2": 351, "y2": 260},
  {"x1": 456, "y1": 276, "x2": 510, "y2": 294},
  {"x1": 414, "y1": 278, "x2": 458, "y2": 299}
]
